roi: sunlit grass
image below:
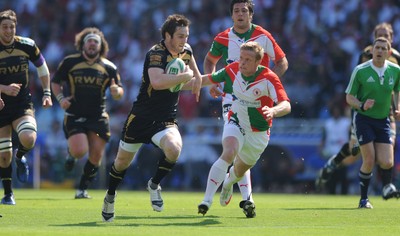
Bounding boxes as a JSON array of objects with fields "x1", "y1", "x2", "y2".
[{"x1": 0, "y1": 189, "x2": 399, "y2": 235}]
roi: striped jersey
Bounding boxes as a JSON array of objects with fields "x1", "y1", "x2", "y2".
[
  {"x1": 345, "y1": 60, "x2": 400, "y2": 119},
  {"x1": 209, "y1": 62, "x2": 289, "y2": 132}
]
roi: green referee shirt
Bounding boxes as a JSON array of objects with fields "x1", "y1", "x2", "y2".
[{"x1": 345, "y1": 60, "x2": 400, "y2": 119}]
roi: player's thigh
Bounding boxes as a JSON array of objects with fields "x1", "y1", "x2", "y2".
[
  {"x1": 156, "y1": 127, "x2": 182, "y2": 161},
  {"x1": 238, "y1": 131, "x2": 269, "y2": 166},
  {"x1": 233, "y1": 156, "x2": 252, "y2": 177}
]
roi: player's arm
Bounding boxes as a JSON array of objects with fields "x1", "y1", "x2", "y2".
[
  {"x1": 0, "y1": 90, "x2": 4, "y2": 110},
  {"x1": 271, "y1": 56, "x2": 289, "y2": 78},
  {"x1": 204, "y1": 52, "x2": 223, "y2": 98},
  {"x1": 346, "y1": 94, "x2": 375, "y2": 111},
  {"x1": 51, "y1": 80, "x2": 71, "y2": 110},
  {"x1": 182, "y1": 72, "x2": 224, "y2": 90},
  {"x1": 109, "y1": 75, "x2": 124, "y2": 100},
  {"x1": 36, "y1": 60, "x2": 52, "y2": 108},
  {"x1": 394, "y1": 91, "x2": 400, "y2": 120},
  {"x1": 262, "y1": 100, "x2": 291, "y2": 121},
  {"x1": 203, "y1": 52, "x2": 219, "y2": 74},
  {"x1": 0, "y1": 83, "x2": 22, "y2": 96},
  {"x1": 189, "y1": 54, "x2": 202, "y2": 102},
  {"x1": 148, "y1": 67, "x2": 193, "y2": 90}
]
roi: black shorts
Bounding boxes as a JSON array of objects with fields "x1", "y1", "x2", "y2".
[
  {"x1": 355, "y1": 113, "x2": 391, "y2": 145},
  {"x1": 63, "y1": 113, "x2": 110, "y2": 142},
  {"x1": 0, "y1": 102, "x2": 34, "y2": 128},
  {"x1": 121, "y1": 114, "x2": 177, "y2": 144}
]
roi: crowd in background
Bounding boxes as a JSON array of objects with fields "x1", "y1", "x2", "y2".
[{"x1": 3, "y1": 0, "x2": 400, "y2": 192}]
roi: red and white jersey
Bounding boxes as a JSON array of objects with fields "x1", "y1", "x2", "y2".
[
  {"x1": 208, "y1": 24, "x2": 286, "y2": 105},
  {"x1": 210, "y1": 62, "x2": 289, "y2": 132}
]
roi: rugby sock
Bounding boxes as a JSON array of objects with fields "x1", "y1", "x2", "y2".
[
  {"x1": 107, "y1": 163, "x2": 126, "y2": 195},
  {"x1": 151, "y1": 157, "x2": 176, "y2": 186},
  {"x1": 222, "y1": 166, "x2": 241, "y2": 190},
  {"x1": 333, "y1": 143, "x2": 351, "y2": 165},
  {"x1": 78, "y1": 160, "x2": 98, "y2": 190},
  {"x1": 237, "y1": 169, "x2": 253, "y2": 201},
  {"x1": 16, "y1": 145, "x2": 30, "y2": 159},
  {"x1": 0, "y1": 165, "x2": 12, "y2": 195},
  {"x1": 379, "y1": 167, "x2": 393, "y2": 186},
  {"x1": 203, "y1": 159, "x2": 230, "y2": 203},
  {"x1": 359, "y1": 171, "x2": 372, "y2": 199}
]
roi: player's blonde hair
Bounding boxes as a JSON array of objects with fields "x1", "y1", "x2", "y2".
[{"x1": 240, "y1": 41, "x2": 264, "y2": 61}]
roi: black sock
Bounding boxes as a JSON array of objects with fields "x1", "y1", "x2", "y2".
[
  {"x1": 78, "y1": 160, "x2": 98, "y2": 190},
  {"x1": 379, "y1": 166, "x2": 393, "y2": 187},
  {"x1": 107, "y1": 163, "x2": 126, "y2": 195},
  {"x1": 0, "y1": 165, "x2": 13, "y2": 195},
  {"x1": 151, "y1": 157, "x2": 176, "y2": 185},
  {"x1": 359, "y1": 171, "x2": 372, "y2": 199},
  {"x1": 16, "y1": 145, "x2": 30, "y2": 159},
  {"x1": 333, "y1": 143, "x2": 351, "y2": 165}
]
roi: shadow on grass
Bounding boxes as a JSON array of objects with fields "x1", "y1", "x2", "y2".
[
  {"x1": 283, "y1": 208, "x2": 357, "y2": 211},
  {"x1": 18, "y1": 198, "x2": 74, "y2": 201},
  {"x1": 51, "y1": 216, "x2": 221, "y2": 227}
]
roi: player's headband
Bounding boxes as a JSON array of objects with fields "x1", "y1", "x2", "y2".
[{"x1": 83, "y1": 33, "x2": 101, "y2": 44}]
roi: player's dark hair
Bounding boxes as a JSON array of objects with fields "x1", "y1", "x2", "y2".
[
  {"x1": 230, "y1": 0, "x2": 254, "y2": 15},
  {"x1": 75, "y1": 27, "x2": 109, "y2": 57},
  {"x1": 0, "y1": 9, "x2": 17, "y2": 25},
  {"x1": 161, "y1": 14, "x2": 191, "y2": 40}
]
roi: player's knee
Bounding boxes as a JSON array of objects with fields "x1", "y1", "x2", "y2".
[
  {"x1": 163, "y1": 143, "x2": 181, "y2": 161},
  {"x1": 363, "y1": 158, "x2": 375, "y2": 168},
  {"x1": 379, "y1": 160, "x2": 394, "y2": 169},
  {"x1": 0, "y1": 149, "x2": 12, "y2": 168},
  {"x1": 88, "y1": 156, "x2": 102, "y2": 166},
  {"x1": 69, "y1": 148, "x2": 87, "y2": 159},
  {"x1": 114, "y1": 156, "x2": 132, "y2": 170},
  {"x1": 16, "y1": 120, "x2": 37, "y2": 148},
  {"x1": 18, "y1": 132, "x2": 36, "y2": 149}
]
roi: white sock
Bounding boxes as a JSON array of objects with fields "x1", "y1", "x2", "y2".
[
  {"x1": 237, "y1": 169, "x2": 253, "y2": 202},
  {"x1": 203, "y1": 159, "x2": 230, "y2": 203},
  {"x1": 222, "y1": 166, "x2": 241, "y2": 190}
]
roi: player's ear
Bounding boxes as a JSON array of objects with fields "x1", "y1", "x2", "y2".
[{"x1": 165, "y1": 32, "x2": 172, "y2": 41}]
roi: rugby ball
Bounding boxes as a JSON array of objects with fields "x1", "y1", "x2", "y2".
[{"x1": 165, "y1": 58, "x2": 186, "y2": 92}]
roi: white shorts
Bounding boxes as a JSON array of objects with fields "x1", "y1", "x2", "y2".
[
  {"x1": 222, "y1": 123, "x2": 269, "y2": 166},
  {"x1": 119, "y1": 127, "x2": 181, "y2": 153}
]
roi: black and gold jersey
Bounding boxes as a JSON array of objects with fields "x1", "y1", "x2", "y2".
[
  {"x1": 52, "y1": 53, "x2": 121, "y2": 117},
  {"x1": 131, "y1": 40, "x2": 193, "y2": 121},
  {"x1": 0, "y1": 36, "x2": 43, "y2": 108}
]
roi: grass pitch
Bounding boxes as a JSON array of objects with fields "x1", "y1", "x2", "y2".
[{"x1": 0, "y1": 189, "x2": 399, "y2": 235}]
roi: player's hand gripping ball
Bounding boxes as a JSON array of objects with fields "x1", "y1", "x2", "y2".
[{"x1": 165, "y1": 58, "x2": 186, "y2": 92}]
